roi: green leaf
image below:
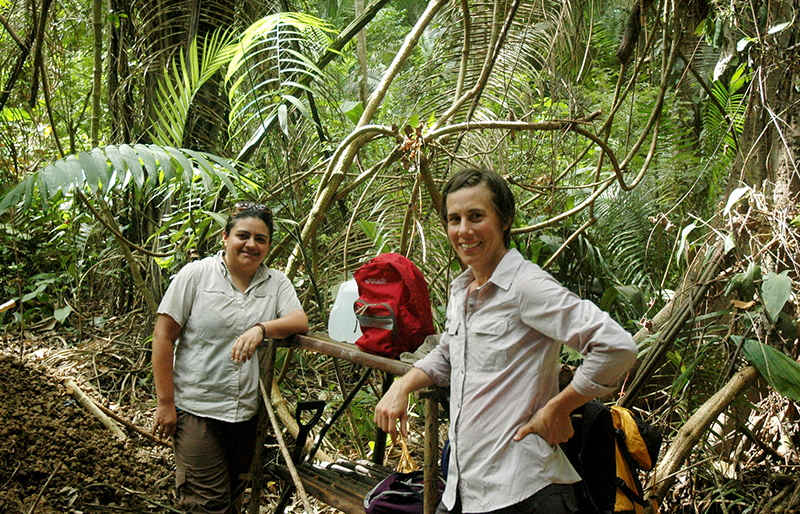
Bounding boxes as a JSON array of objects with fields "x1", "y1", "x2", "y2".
[
  {"x1": 165, "y1": 146, "x2": 194, "y2": 185},
  {"x1": 206, "y1": 210, "x2": 228, "y2": 231},
  {"x1": 149, "y1": 145, "x2": 173, "y2": 179},
  {"x1": 78, "y1": 151, "x2": 101, "y2": 193},
  {"x1": 0, "y1": 178, "x2": 29, "y2": 215},
  {"x1": 762, "y1": 270, "x2": 792, "y2": 323},
  {"x1": 134, "y1": 144, "x2": 159, "y2": 182},
  {"x1": 54, "y1": 306, "x2": 72, "y2": 323},
  {"x1": 742, "y1": 339, "x2": 800, "y2": 402},
  {"x1": 119, "y1": 144, "x2": 144, "y2": 189},
  {"x1": 341, "y1": 101, "x2": 363, "y2": 124},
  {"x1": 51, "y1": 161, "x2": 74, "y2": 194},
  {"x1": 22, "y1": 283, "x2": 47, "y2": 303},
  {"x1": 90, "y1": 148, "x2": 111, "y2": 187},
  {"x1": 182, "y1": 149, "x2": 216, "y2": 189},
  {"x1": 104, "y1": 145, "x2": 127, "y2": 174},
  {"x1": 767, "y1": 21, "x2": 792, "y2": 35},
  {"x1": 723, "y1": 233, "x2": 736, "y2": 254},
  {"x1": 694, "y1": 19, "x2": 707, "y2": 36},
  {"x1": 724, "y1": 186, "x2": 750, "y2": 216},
  {"x1": 278, "y1": 103, "x2": 289, "y2": 137}
]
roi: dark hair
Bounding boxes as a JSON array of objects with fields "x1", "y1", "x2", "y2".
[
  {"x1": 224, "y1": 203, "x2": 274, "y2": 242},
  {"x1": 440, "y1": 168, "x2": 515, "y2": 248}
]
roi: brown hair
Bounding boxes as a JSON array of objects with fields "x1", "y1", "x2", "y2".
[{"x1": 440, "y1": 168, "x2": 515, "y2": 248}]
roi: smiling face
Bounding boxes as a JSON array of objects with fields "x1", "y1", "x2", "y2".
[
  {"x1": 222, "y1": 216, "x2": 271, "y2": 277},
  {"x1": 446, "y1": 184, "x2": 509, "y2": 285}
]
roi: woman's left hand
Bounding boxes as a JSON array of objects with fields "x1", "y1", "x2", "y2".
[
  {"x1": 231, "y1": 326, "x2": 263, "y2": 363},
  {"x1": 513, "y1": 385, "x2": 592, "y2": 445},
  {"x1": 513, "y1": 403, "x2": 574, "y2": 445}
]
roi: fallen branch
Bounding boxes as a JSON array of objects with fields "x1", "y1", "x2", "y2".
[
  {"x1": 646, "y1": 365, "x2": 761, "y2": 508},
  {"x1": 0, "y1": 299, "x2": 15, "y2": 313},
  {"x1": 260, "y1": 377, "x2": 316, "y2": 513},
  {"x1": 93, "y1": 401, "x2": 171, "y2": 448},
  {"x1": 64, "y1": 379, "x2": 127, "y2": 441}
]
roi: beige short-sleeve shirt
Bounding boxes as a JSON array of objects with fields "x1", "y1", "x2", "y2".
[{"x1": 158, "y1": 251, "x2": 302, "y2": 422}]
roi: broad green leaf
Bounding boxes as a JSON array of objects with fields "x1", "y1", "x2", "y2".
[
  {"x1": 90, "y1": 148, "x2": 111, "y2": 187},
  {"x1": 183, "y1": 149, "x2": 223, "y2": 190},
  {"x1": 119, "y1": 144, "x2": 144, "y2": 189},
  {"x1": 54, "y1": 305, "x2": 72, "y2": 323},
  {"x1": 743, "y1": 339, "x2": 800, "y2": 402},
  {"x1": 724, "y1": 186, "x2": 750, "y2": 216},
  {"x1": 724, "y1": 233, "x2": 736, "y2": 254},
  {"x1": 134, "y1": 144, "x2": 159, "y2": 181},
  {"x1": 0, "y1": 178, "x2": 28, "y2": 215},
  {"x1": 104, "y1": 145, "x2": 127, "y2": 174},
  {"x1": 150, "y1": 145, "x2": 173, "y2": 179},
  {"x1": 762, "y1": 270, "x2": 792, "y2": 323},
  {"x1": 206, "y1": 210, "x2": 228, "y2": 231},
  {"x1": 78, "y1": 151, "x2": 101, "y2": 193},
  {"x1": 165, "y1": 146, "x2": 194, "y2": 185},
  {"x1": 52, "y1": 161, "x2": 75, "y2": 194},
  {"x1": 768, "y1": 21, "x2": 792, "y2": 35},
  {"x1": 41, "y1": 162, "x2": 62, "y2": 199},
  {"x1": 22, "y1": 283, "x2": 47, "y2": 302}
]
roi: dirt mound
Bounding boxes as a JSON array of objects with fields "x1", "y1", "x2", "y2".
[{"x1": 0, "y1": 352, "x2": 177, "y2": 513}]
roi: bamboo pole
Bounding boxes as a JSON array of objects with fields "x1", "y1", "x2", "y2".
[{"x1": 64, "y1": 379, "x2": 127, "y2": 440}]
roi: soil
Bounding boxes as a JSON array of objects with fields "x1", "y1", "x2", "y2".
[{"x1": 0, "y1": 349, "x2": 178, "y2": 513}]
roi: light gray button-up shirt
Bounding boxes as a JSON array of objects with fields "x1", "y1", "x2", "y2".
[
  {"x1": 415, "y1": 249, "x2": 637, "y2": 512},
  {"x1": 158, "y1": 251, "x2": 302, "y2": 423}
]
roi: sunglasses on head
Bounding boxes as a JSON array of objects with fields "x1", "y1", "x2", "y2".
[{"x1": 233, "y1": 202, "x2": 271, "y2": 214}]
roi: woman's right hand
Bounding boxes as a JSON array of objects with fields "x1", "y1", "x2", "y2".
[
  {"x1": 153, "y1": 401, "x2": 177, "y2": 439},
  {"x1": 374, "y1": 368, "x2": 435, "y2": 439},
  {"x1": 375, "y1": 382, "x2": 410, "y2": 439}
]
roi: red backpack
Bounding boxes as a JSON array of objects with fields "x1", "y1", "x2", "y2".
[{"x1": 353, "y1": 253, "x2": 435, "y2": 359}]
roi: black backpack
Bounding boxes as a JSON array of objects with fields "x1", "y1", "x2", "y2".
[{"x1": 562, "y1": 401, "x2": 662, "y2": 514}]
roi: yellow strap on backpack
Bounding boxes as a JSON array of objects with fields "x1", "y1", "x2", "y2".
[{"x1": 611, "y1": 406, "x2": 649, "y2": 514}]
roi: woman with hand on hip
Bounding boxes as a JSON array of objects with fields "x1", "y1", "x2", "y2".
[
  {"x1": 152, "y1": 203, "x2": 308, "y2": 514},
  {"x1": 375, "y1": 168, "x2": 637, "y2": 514}
]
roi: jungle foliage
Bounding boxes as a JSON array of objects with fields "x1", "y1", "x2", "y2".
[{"x1": 2, "y1": 0, "x2": 800, "y2": 511}]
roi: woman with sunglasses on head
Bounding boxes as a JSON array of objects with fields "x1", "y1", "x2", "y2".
[
  {"x1": 151, "y1": 203, "x2": 308, "y2": 514},
  {"x1": 375, "y1": 168, "x2": 637, "y2": 514}
]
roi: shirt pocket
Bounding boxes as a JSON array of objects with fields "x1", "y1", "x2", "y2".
[
  {"x1": 467, "y1": 317, "x2": 510, "y2": 372},
  {"x1": 192, "y1": 289, "x2": 238, "y2": 338}
]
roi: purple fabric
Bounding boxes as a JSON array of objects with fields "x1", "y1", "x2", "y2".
[{"x1": 364, "y1": 471, "x2": 444, "y2": 514}]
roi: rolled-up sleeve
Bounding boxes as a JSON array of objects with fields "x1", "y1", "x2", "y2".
[{"x1": 518, "y1": 271, "x2": 638, "y2": 398}]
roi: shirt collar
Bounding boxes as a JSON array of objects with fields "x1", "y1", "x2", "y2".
[
  {"x1": 451, "y1": 248, "x2": 524, "y2": 292},
  {"x1": 215, "y1": 250, "x2": 271, "y2": 287}
]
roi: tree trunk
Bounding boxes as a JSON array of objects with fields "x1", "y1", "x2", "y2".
[{"x1": 91, "y1": 0, "x2": 103, "y2": 146}]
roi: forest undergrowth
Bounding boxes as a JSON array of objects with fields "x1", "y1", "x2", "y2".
[{"x1": 0, "y1": 309, "x2": 415, "y2": 513}]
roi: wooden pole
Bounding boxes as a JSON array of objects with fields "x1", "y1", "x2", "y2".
[
  {"x1": 64, "y1": 379, "x2": 127, "y2": 440},
  {"x1": 421, "y1": 388, "x2": 439, "y2": 514}
]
